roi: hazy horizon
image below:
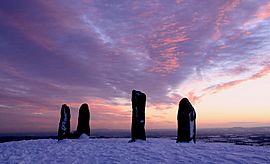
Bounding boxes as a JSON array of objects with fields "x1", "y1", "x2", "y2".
[
  {"x1": 0, "y1": 0, "x2": 270, "y2": 133},
  {"x1": 1, "y1": 126, "x2": 270, "y2": 136}
]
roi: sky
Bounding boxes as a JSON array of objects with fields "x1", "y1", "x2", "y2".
[{"x1": 0, "y1": 0, "x2": 270, "y2": 134}]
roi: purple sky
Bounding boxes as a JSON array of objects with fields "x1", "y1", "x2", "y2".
[{"x1": 0, "y1": 0, "x2": 270, "y2": 133}]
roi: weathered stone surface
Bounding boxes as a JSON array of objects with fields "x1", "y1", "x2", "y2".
[
  {"x1": 58, "y1": 104, "x2": 71, "y2": 140},
  {"x1": 177, "y1": 98, "x2": 196, "y2": 143},
  {"x1": 130, "y1": 90, "x2": 146, "y2": 142}
]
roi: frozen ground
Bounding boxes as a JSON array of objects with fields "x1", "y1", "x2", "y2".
[{"x1": 0, "y1": 138, "x2": 269, "y2": 163}]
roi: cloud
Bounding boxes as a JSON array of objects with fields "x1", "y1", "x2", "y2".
[
  {"x1": 0, "y1": 0, "x2": 270, "y2": 131},
  {"x1": 255, "y1": 2, "x2": 270, "y2": 21},
  {"x1": 212, "y1": 0, "x2": 241, "y2": 40},
  {"x1": 188, "y1": 63, "x2": 270, "y2": 103}
]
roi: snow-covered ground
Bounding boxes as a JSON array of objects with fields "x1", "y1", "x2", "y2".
[{"x1": 0, "y1": 138, "x2": 269, "y2": 163}]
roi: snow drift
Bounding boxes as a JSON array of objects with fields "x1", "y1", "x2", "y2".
[{"x1": 0, "y1": 138, "x2": 269, "y2": 163}]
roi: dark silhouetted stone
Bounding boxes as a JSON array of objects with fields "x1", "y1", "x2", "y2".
[
  {"x1": 130, "y1": 90, "x2": 146, "y2": 142},
  {"x1": 177, "y1": 98, "x2": 196, "y2": 143},
  {"x1": 58, "y1": 104, "x2": 71, "y2": 140},
  {"x1": 74, "y1": 103, "x2": 90, "y2": 138}
]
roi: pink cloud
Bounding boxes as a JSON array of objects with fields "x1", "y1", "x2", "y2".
[
  {"x1": 150, "y1": 55, "x2": 180, "y2": 75},
  {"x1": 148, "y1": 23, "x2": 188, "y2": 74},
  {"x1": 189, "y1": 63, "x2": 270, "y2": 103},
  {"x1": 163, "y1": 36, "x2": 189, "y2": 44},
  {"x1": 255, "y1": 2, "x2": 270, "y2": 21},
  {"x1": 212, "y1": 0, "x2": 241, "y2": 40}
]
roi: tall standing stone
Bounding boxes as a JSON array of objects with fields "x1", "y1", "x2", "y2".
[
  {"x1": 58, "y1": 104, "x2": 71, "y2": 140},
  {"x1": 177, "y1": 98, "x2": 196, "y2": 143},
  {"x1": 75, "y1": 103, "x2": 90, "y2": 138},
  {"x1": 130, "y1": 90, "x2": 146, "y2": 142}
]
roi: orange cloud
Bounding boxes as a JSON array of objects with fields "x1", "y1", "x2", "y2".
[
  {"x1": 163, "y1": 36, "x2": 189, "y2": 44},
  {"x1": 255, "y1": 2, "x2": 270, "y2": 21},
  {"x1": 160, "y1": 22, "x2": 177, "y2": 31},
  {"x1": 148, "y1": 24, "x2": 188, "y2": 74},
  {"x1": 149, "y1": 50, "x2": 180, "y2": 74}
]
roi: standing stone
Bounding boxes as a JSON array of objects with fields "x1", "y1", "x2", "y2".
[
  {"x1": 75, "y1": 103, "x2": 90, "y2": 138},
  {"x1": 130, "y1": 90, "x2": 146, "y2": 142},
  {"x1": 58, "y1": 104, "x2": 71, "y2": 140},
  {"x1": 177, "y1": 98, "x2": 196, "y2": 143}
]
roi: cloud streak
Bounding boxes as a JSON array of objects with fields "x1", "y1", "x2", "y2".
[{"x1": 187, "y1": 62, "x2": 270, "y2": 103}]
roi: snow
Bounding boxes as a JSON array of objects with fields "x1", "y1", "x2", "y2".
[
  {"x1": 189, "y1": 111, "x2": 195, "y2": 138},
  {"x1": 61, "y1": 110, "x2": 67, "y2": 132},
  {"x1": 0, "y1": 138, "x2": 269, "y2": 163}
]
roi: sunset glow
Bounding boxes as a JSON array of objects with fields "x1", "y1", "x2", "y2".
[{"x1": 0, "y1": 0, "x2": 269, "y2": 133}]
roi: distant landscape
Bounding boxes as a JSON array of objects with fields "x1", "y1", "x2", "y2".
[{"x1": 1, "y1": 127, "x2": 269, "y2": 146}]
